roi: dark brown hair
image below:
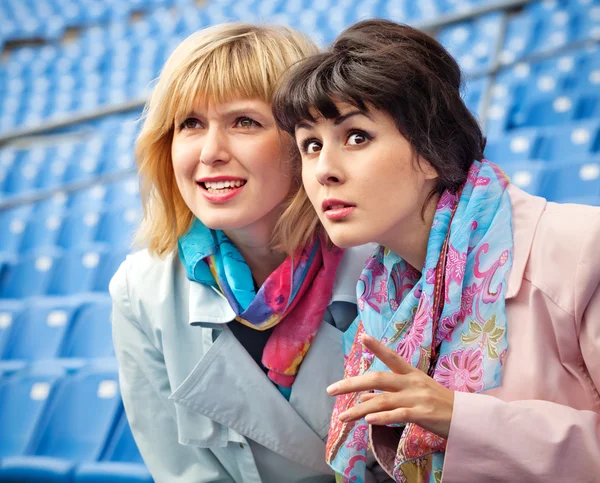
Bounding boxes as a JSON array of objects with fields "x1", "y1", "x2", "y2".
[{"x1": 273, "y1": 19, "x2": 485, "y2": 197}]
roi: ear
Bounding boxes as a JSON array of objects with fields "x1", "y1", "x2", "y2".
[{"x1": 418, "y1": 155, "x2": 439, "y2": 181}]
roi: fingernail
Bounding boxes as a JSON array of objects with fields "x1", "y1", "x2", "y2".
[
  {"x1": 326, "y1": 383, "x2": 339, "y2": 395},
  {"x1": 365, "y1": 414, "x2": 378, "y2": 424},
  {"x1": 338, "y1": 411, "x2": 349, "y2": 422},
  {"x1": 362, "y1": 333, "x2": 374, "y2": 343}
]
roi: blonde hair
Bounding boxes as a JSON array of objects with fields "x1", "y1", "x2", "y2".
[{"x1": 134, "y1": 23, "x2": 318, "y2": 256}]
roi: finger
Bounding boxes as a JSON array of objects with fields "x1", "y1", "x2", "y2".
[
  {"x1": 362, "y1": 333, "x2": 414, "y2": 375},
  {"x1": 359, "y1": 392, "x2": 378, "y2": 403},
  {"x1": 338, "y1": 393, "x2": 406, "y2": 423},
  {"x1": 365, "y1": 407, "x2": 413, "y2": 426},
  {"x1": 327, "y1": 371, "x2": 404, "y2": 396}
]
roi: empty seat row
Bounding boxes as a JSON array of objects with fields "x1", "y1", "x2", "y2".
[
  {"x1": 0, "y1": 361, "x2": 152, "y2": 482},
  {"x1": 0, "y1": 297, "x2": 113, "y2": 373},
  {"x1": 0, "y1": 245, "x2": 128, "y2": 299},
  {"x1": 0, "y1": 207, "x2": 140, "y2": 255}
]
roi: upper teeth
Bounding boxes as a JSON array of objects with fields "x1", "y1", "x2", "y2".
[
  {"x1": 329, "y1": 204, "x2": 346, "y2": 210},
  {"x1": 204, "y1": 180, "x2": 244, "y2": 189}
]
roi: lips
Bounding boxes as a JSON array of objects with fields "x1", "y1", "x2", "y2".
[
  {"x1": 322, "y1": 198, "x2": 356, "y2": 221},
  {"x1": 196, "y1": 176, "x2": 247, "y2": 203},
  {"x1": 322, "y1": 198, "x2": 355, "y2": 212}
]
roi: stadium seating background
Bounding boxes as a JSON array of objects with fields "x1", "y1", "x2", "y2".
[{"x1": 0, "y1": 0, "x2": 598, "y2": 481}]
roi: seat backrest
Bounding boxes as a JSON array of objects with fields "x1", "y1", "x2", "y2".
[
  {"x1": 60, "y1": 299, "x2": 114, "y2": 358},
  {"x1": 0, "y1": 301, "x2": 24, "y2": 357},
  {"x1": 102, "y1": 413, "x2": 144, "y2": 464},
  {"x1": 30, "y1": 363, "x2": 122, "y2": 462},
  {"x1": 46, "y1": 244, "x2": 108, "y2": 296},
  {"x1": 0, "y1": 248, "x2": 63, "y2": 299},
  {"x1": 0, "y1": 364, "x2": 65, "y2": 458},
  {"x1": 2, "y1": 299, "x2": 80, "y2": 361}
]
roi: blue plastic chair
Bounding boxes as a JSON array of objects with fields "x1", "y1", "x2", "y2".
[
  {"x1": 497, "y1": 160, "x2": 550, "y2": 197},
  {"x1": 74, "y1": 414, "x2": 153, "y2": 483},
  {"x1": 0, "y1": 248, "x2": 63, "y2": 299},
  {"x1": 0, "y1": 207, "x2": 30, "y2": 254},
  {"x1": 0, "y1": 298, "x2": 80, "y2": 372},
  {"x1": 96, "y1": 207, "x2": 140, "y2": 248},
  {"x1": 46, "y1": 245, "x2": 109, "y2": 296},
  {"x1": 0, "y1": 364, "x2": 66, "y2": 461},
  {"x1": 0, "y1": 361, "x2": 122, "y2": 482},
  {"x1": 57, "y1": 211, "x2": 103, "y2": 249},
  {"x1": 93, "y1": 247, "x2": 130, "y2": 293},
  {"x1": 542, "y1": 159, "x2": 600, "y2": 202},
  {"x1": 19, "y1": 214, "x2": 65, "y2": 254},
  {"x1": 537, "y1": 121, "x2": 600, "y2": 163},
  {"x1": 59, "y1": 298, "x2": 114, "y2": 360},
  {"x1": 0, "y1": 301, "x2": 24, "y2": 368},
  {"x1": 484, "y1": 128, "x2": 542, "y2": 164}
]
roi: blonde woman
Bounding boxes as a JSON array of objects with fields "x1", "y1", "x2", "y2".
[{"x1": 110, "y1": 23, "x2": 381, "y2": 483}]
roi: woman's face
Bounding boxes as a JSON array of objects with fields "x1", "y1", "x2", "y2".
[
  {"x1": 172, "y1": 98, "x2": 294, "y2": 237},
  {"x1": 296, "y1": 101, "x2": 438, "y2": 250}
]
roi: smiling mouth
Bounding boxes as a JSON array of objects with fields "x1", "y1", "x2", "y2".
[{"x1": 198, "y1": 180, "x2": 247, "y2": 193}]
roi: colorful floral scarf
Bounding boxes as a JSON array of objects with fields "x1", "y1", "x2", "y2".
[
  {"x1": 326, "y1": 160, "x2": 513, "y2": 482},
  {"x1": 179, "y1": 220, "x2": 343, "y2": 396}
]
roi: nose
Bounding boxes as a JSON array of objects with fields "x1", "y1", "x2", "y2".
[
  {"x1": 315, "y1": 144, "x2": 345, "y2": 186},
  {"x1": 200, "y1": 126, "x2": 230, "y2": 166}
]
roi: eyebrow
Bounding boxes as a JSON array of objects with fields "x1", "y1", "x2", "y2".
[{"x1": 296, "y1": 110, "x2": 369, "y2": 131}]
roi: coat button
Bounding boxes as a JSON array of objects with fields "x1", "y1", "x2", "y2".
[{"x1": 239, "y1": 443, "x2": 245, "y2": 449}]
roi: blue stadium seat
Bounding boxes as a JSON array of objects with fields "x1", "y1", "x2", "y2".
[
  {"x1": 0, "y1": 301, "x2": 24, "y2": 367},
  {"x1": 19, "y1": 214, "x2": 65, "y2": 254},
  {"x1": 497, "y1": 160, "x2": 550, "y2": 197},
  {"x1": 0, "y1": 206, "x2": 30, "y2": 255},
  {"x1": 96, "y1": 207, "x2": 140, "y2": 248},
  {"x1": 105, "y1": 178, "x2": 140, "y2": 209},
  {"x1": 542, "y1": 159, "x2": 600, "y2": 201},
  {"x1": 0, "y1": 361, "x2": 122, "y2": 483},
  {"x1": 46, "y1": 245, "x2": 109, "y2": 296},
  {"x1": 94, "y1": 248, "x2": 130, "y2": 293},
  {"x1": 74, "y1": 415, "x2": 153, "y2": 483},
  {"x1": 59, "y1": 298, "x2": 114, "y2": 360},
  {"x1": 0, "y1": 298, "x2": 81, "y2": 372},
  {"x1": 0, "y1": 248, "x2": 63, "y2": 299},
  {"x1": 68, "y1": 186, "x2": 108, "y2": 214},
  {"x1": 510, "y1": 94, "x2": 577, "y2": 128},
  {"x1": 537, "y1": 121, "x2": 600, "y2": 163},
  {"x1": 0, "y1": 364, "x2": 66, "y2": 462},
  {"x1": 484, "y1": 128, "x2": 542, "y2": 164},
  {"x1": 57, "y1": 211, "x2": 102, "y2": 249}
]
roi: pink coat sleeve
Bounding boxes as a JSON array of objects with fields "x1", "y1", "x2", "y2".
[
  {"x1": 442, "y1": 213, "x2": 600, "y2": 483},
  {"x1": 442, "y1": 392, "x2": 600, "y2": 482}
]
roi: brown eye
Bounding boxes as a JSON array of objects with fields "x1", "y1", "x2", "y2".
[
  {"x1": 302, "y1": 140, "x2": 322, "y2": 154},
  {"x1": 347, "y1": 132, "x2": 368, "y2": 146}
]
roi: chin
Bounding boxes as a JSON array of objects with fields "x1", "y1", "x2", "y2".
[{"x1": 326, "y1": 227, "x2": 372, "y2": 249}]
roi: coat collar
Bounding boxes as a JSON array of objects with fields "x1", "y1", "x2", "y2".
[
  {"x1": 505, "y1": 185, "x2": 547, "y2": 299},
  {"x1": 169, "y1": 322, "x2": 342, "y2": 473}
]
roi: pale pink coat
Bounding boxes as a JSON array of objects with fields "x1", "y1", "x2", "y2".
[{"x1": 373, "y1": 185, "x2": 600, "y2": 482}]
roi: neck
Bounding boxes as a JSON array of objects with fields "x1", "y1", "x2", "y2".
[
  {"x1": 224, "y1": 212, "x2": 287, "y2": 287},
  {"x1": 379, "y1": 193, "x2": 440, "y2": 272}
]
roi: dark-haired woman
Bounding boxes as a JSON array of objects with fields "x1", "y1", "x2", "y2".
[{"x1": 273, "y1": 19, "x2": 600, "y2": 483}]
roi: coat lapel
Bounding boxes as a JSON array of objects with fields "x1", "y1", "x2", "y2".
[
  {"x1": 169, "y1": 324, "x2": 333, "y2": 473},
  {"x1": 505, "y1": 185, "x2": 547, "y2": 299}
]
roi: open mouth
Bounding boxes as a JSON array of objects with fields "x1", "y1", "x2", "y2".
[{"x1": 198, "y1": 179, "x2": 247, "y2": 193}]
